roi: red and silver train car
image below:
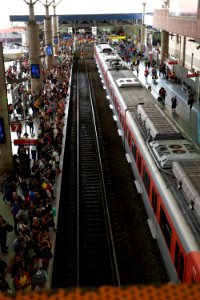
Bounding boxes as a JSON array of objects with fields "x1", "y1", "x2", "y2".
[{"x1": 94, "y1": 43, "x2": 200, "y2": 283}]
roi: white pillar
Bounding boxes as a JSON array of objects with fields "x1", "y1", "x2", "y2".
[{"x1": 28, "y1": 21, "x2": 43, "y2": 94}]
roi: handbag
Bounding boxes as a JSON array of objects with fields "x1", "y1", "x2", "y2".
[{"x1": 5, "y1": 223, "x2": 13, "y2": 232}]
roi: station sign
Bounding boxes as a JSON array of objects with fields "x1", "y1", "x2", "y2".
[
  {"x1": 92, "y1": 27, "x2": 97, "y2": 37},
  {"x1": 187, "y1": 73, "x2": 200, "y2": 78},
  {"x1": 109, "y1": 35, "x2": 126, "y2": 41},
  {"x1": 10, "y1": 122, "x2": 22, "y2": 132},
  {"x1": 168, "y1": 60, "x2": 178, "y2": 65}
]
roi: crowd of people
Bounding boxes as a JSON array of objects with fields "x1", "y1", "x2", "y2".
[
  {"x1": 0, "y1": 40, "x2": 73, "y2": 293},
  {"x1": 113, "y1": 38, "x2": 197, "y2": 113}
]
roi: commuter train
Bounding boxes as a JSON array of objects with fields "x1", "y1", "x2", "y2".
[{"x1": 94, "y1": 43, "x2": 200, "y2": 283}]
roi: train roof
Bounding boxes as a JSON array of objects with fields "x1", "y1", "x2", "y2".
[
  {"x1": 137, "y1": 105, "x2": 181, "y2": 140},
  {"x1": 173, "y1": 160, "x2": 200, "y2": 218},
  {"x1": 110, "y1": 68, "x2": 153, "y2": 107},
  {"x1": 95, "y1": 43, "x2": 200, "y2": 248}
]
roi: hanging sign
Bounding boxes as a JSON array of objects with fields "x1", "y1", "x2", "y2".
[
  {"x1": 168, "y1": 60, "x2": 178, "y2": 65},
  {"x1": 14, "y1": 139, "x2": 37, "y2": 146},
  {"x1": 187, "y1": 73, "x2": 200, "y2": 78}
]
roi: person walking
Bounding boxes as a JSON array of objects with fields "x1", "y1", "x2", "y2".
[
  {"x1": 136, "y1": 66, "x2": 139, "y2": 77},
  {"x1": 151, "y1": 67, "x2": 158, "y2": 84},
  {"x1": 171, "y1": 96, "x2": 178, "y2": 112},
  {"x1": 188, "y1": 92, "x2": 195, "y2": 111},
  {"x1": 159, "y1": 87, "x2": 167, "y2": 106},
  {"x1": 144, "y1": 68, "x2": 149, "y2": 82}
]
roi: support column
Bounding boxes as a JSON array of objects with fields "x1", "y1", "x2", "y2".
[
  {"x1": 0, "y1": 43, "x2": 13, "y2": 174},
  {"x1": 28, "y1": 21, "x2": 43, "y2": 94},
  {"x1": 140, "y1": 1, "x2": 146, "y2": 53},
  {"x1": 51, "y1": 0, "x2": 62, "y2": 56},
  {"x1": 39, "y1": 1, "x2": 55, "y2": 71},
  {"x1": 52, "y1": 15, "x2": 59, "y2": 56},
  {"x1": 44, "y1": 16, "x2": 53, "y2": 70},
  {"x1": 161, "y1": 30, "x2": 169, "y2": 62},
  {"x1": 24, "y1": 1, "x2": 43, "y2": 94},
  {"x1": 182, "y1": 36, "x2": 186, "y2": 67}
]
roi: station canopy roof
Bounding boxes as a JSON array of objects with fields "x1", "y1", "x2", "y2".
[{"x1": 10, "y1": 13, "x2": 152, "y2": 23}]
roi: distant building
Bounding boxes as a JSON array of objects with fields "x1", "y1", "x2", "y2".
[{"x1": 0, "y1": 27, "x2": 27, "y2": 48}]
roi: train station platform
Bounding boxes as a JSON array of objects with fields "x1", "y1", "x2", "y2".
[
  {"x1": 134, "y1": 62, "x2": 200, "y2": 148},
  {"x1": 0, "y1": 53, "x2": 72, "y2": 292}
]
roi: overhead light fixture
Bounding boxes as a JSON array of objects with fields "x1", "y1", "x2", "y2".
[{"x1": 188, "y1": 38, "x2": 200, "y2": 45}]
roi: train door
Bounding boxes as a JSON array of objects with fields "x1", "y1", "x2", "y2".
[
  {"x1": 159, "y1": 206, "x2": 172, "y2": 252},
  {"x1": 126, "y1": 126, "x2": 130, "y2": 146},
  {"x1": 131, "y1": 139, "x2": 137, "y2": 160},
  {"x1": 142, "y1": 165, "x2": 150, "y2": 196},
  {"x1": 138, "y1": 153, "x2": 142, "y2": 174},
  {"x1": 151, "y1": 187, "x2": 158, "y2": 216}
]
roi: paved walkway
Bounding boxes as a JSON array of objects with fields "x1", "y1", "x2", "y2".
[{"x1": 133, "y1": 62, "x2": 200, "y2": 148}]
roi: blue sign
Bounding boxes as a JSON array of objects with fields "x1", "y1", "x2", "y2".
[
  {"x1": 54, "y1": 37, "x2": 58, "y2": 44},
  {"x1": 63, "y1": 35, "x2": 71, "y2": 40}
]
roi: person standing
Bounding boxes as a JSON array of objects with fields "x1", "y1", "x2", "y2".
[
  {"x1": 27, "y1": 116, "x2": 34, "y2": 135},
  {"x1": 171, "y1": 96, "x2": 177, "y2": 112},
  {"x1": 15, "y1": 117, "x2": 22, "y2": 138},
  {"x1": 31, "y1": 145, "x2": 37, "y2": 162},
  {"x1": 0, "y1": 215, "x2": 12, "y2": 254}
]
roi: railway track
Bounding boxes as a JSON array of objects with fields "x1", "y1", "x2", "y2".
[{"x1": 52, "y1": 54, "x2": 123, "y2": 288}]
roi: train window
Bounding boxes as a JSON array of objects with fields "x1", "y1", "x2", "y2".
[
  {"x1": 179, "y1": 254, "x2": 184, "y2": 282},
  {"x1": 138, "y1": 154, "x2": 142, "y2": 173},
  {"x1": 152, "y1": 187, "x2": 158, "y2": 213},
  {"x1": 160, "y1": 206, "x2": 172, "y2": 250},
  {"x1": 132, "y1": 140, "x2": 137, "y2": 159},
  {"x1": 143, "y1": 166, "x2": 150, "y2": 195},
  {"x1": 174, "y1": 242, "x2": 185, "y2": 282}
]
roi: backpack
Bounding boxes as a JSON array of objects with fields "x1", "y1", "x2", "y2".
[
  {"x1": 0, "y1": 279, "x2": 10, "y2": 292},
  {"x1": 31, "y1": 269, "x2": 46, "y2": 286}
]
